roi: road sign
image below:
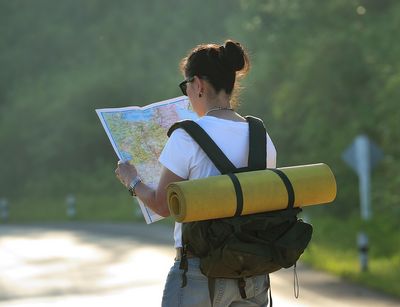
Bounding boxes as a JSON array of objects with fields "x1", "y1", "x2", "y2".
[
  {"x1": 342, "y1": 135, "x2": 383, "y2": 176},
  {"x1": 342, "y1": 135, "x2": 383, "y2": 220}
]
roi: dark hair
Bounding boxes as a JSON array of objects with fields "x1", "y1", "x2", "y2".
[{"x1": 180, "y1": 40, "x2": 250, "y2": 105}]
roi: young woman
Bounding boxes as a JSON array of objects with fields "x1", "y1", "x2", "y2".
[{"x1": 115, "y1": 40, "x2": 277, "y2": 306}]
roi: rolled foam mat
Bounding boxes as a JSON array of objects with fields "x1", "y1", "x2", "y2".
[{"x1": 167, "y1": 163, "x2": 336, "y2": 222}]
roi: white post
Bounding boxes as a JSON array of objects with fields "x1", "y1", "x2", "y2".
[
  {"x1": 355, "y1": 135, "x2": 371, "y2": 271},
  {"x1": 66, "y1": 194, "x2": 76, "y2": 219},
  {"x1": 355, "y1": 135, "x2": 371, "y2": 220},
  {"x1": 0, "y1": 198, "x2": 9, "y2": 222},
  {"x1": 357, "y1": 232, "x2": 369, "y2": 272}
]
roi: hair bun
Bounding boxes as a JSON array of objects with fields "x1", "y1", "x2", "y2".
[{"x1": 222, "y1": 40, "x2": 245, "y2": 72}]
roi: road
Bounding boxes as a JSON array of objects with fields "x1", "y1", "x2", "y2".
[{"x1": 0, "y1": 222, "x2": 399, "y2": 307}]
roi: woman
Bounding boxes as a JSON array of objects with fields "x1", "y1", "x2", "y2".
[{"x1": 115, "y1": 40, "x2": 277, "y2": 306}]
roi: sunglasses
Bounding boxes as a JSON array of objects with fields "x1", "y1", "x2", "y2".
[{"x1": 179, "y1": 76, "x2": 195, "y2": 96}]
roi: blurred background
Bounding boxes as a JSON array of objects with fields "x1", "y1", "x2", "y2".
[{"x1": 0, "y1": 0, "x2": 399, "y2": 302}]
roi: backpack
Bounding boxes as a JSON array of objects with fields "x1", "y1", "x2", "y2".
[{"x1": 167, "y1": 116, "x2": 313, "y2": 303}]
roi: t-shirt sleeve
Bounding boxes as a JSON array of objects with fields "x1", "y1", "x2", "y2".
[
  {"x1": 159, "y1": 128, "x2": 194, "y2": 179},
  {"x1": 266, "y1": 132, "x2": 277, "y2": 168}
]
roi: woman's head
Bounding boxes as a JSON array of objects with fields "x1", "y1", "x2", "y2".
[{"x1": 180, "y1": 40, "x2": 250, "y2": 107}]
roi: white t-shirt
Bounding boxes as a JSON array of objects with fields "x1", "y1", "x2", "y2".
[{"x1": 158, "y1": 116, "x2": 277, "y2": 248}]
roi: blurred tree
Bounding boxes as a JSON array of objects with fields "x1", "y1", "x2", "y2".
[
  {"x1": 0, "y1": 0, "x2": 240, "y2": 196},
  {"x1": 226, "y1": 0, "x2": 400, "y2": 217}
]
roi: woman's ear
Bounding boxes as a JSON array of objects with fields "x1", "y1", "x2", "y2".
[{"x1": 193, "y1": 76, "x2": 204, "y2": 96}]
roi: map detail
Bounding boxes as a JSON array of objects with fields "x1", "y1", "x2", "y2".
[{"x1": 96, "y1": 96, "x2": 198, "y2": 223}]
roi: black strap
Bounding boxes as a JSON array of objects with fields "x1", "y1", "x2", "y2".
[
  {"x1": 227, "y1": 173, "x2": 244, "y2": 216},
  {"x1": 269, "y1": 168, "x2": 295, "y2": 209},
  {"x1": 168, "y1": 120, "x2": 236, "y2": 174},
  {"x1": 245, "y1": 116, "x2": 267, "y2": 170},
  {"x1": 179, "y1": 247, "x2": 188, "y2": 288},
  {"x1": 208, "y1": 277, "x2": 216, "y2": 305},
  {"x1": 168, "y1": 116, "x2": 267, "y2": 174}
]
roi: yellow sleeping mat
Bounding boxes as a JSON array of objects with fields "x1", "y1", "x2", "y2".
[{"x1": 167, "y1": 163, "x2": 336, "y2": 222}]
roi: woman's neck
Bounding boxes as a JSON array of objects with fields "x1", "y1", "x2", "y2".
[
  {"x1": 204, "y1": 92, "x2": 231, "y2": 111},
  {"x1": 205, "y1": 106, "x2": 234, "y2": 116},
  {"x1": 203, "y1": 95, "x2": 245, "y2": 122}
]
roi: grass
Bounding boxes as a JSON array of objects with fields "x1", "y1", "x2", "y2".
[
  {"x1": 3, "y1": 193, "x2": 143, "y2": 223},
  {"x1": 301, "y1": 215, "x2": 400, "y2": 298},
  {"x1": 302, "y1": 244, "x2": 400, "y2": 297},
  {"x1": 1, "y1": 190, "x2": 176, "y2": 227}
]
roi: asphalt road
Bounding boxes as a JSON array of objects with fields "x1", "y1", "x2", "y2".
[{"x1": 0, "y1": 222, "x2": 399, "y2": 307}]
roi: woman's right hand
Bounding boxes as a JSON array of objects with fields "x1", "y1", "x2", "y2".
[{"x1": 115, "y1": 160, "x2": 138, "y2": 187}]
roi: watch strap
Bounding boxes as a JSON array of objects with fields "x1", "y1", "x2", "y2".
[{"x1": 128, "y1": 176, "x2": 141, "y2": 196}]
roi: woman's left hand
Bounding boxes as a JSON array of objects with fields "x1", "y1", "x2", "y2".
[{"x1": 115, "y1": 161, "x2": 138, "y2": 187}]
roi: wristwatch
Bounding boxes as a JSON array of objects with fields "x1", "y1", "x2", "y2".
[{"x1": 128, "y1": 176, "x2": 142, "y2": 197}]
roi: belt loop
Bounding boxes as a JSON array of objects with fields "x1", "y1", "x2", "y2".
[
  {"x1": 238, "y1": 278, "x2": 247, "y2": 298},
  {"x1": 175, "y1": 247, "x2": 183, "y2": 261}
]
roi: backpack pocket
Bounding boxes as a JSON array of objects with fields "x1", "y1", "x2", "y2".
[
  {"x1": 273, "y1": 220, "x2": 313, "y2": 268},
  {"x1": 200, "y1": 239, "x2": 281, "y2": 278}
]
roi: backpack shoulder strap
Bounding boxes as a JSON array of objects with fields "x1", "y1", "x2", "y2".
[
  {"x1": 167, "y1": 120, "x2": 236, "y2": 174},
  {"x1": 245, "y1": 116, "x2": 267, "y2": 170}
]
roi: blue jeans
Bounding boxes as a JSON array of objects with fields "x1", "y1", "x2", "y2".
[{"x1": 161, "y1": 258, "x2": 270, "y2": 307}]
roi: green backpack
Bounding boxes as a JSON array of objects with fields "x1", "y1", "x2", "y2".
[{"x1": 167, "y1": 116, "x2": 313, "y2": 301}]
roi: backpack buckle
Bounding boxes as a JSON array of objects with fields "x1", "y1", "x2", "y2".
[{"x1": 238, "y1": 278, "x2": 247, "y2": 299}]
